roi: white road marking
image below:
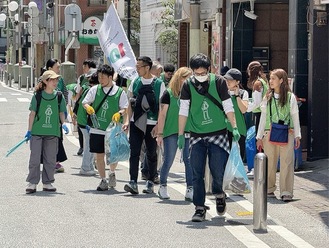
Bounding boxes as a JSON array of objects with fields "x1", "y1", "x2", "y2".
[
  {"x1": 0, "y1": 98, "x2": 7, "y2": 102},
  {"x1": 11, "y1": 93, "x2": 22, "y2": 95},
  {"x1": 17, "y1": 98, "x2": 31, "y2": 102}
]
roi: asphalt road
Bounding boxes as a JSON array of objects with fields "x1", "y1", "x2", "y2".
[{"x1": 0, "y1": 82, "x2": 328, "y2": 248}]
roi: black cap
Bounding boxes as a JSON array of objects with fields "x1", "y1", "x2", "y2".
[
  {"x1": 224, "y1": 68, "x2": 242, "y2": 81},
  {"x1": 220, "y1": 66, "x2": 230, "y2": 76}
]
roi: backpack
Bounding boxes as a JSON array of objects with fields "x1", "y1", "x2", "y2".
[{"x1": 35, "y1": 91, "x2": 63, "y2": 121}]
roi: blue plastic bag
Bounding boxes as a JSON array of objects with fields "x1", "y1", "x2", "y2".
[
  {"x1": 246, "y1": 126, "x2": 256, "y2": 172},
  {"x1": 105, "y1": 123, "x2": 130, "y2": 164},
  {"x1": 223, "y1": 142, "x2": 251, "y2": 194}
]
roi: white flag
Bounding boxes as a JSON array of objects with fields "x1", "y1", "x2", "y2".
[{"x1": 97, "y1": 4, "x2": 138, "y2": 81}]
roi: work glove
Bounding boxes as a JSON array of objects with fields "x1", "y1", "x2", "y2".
[
  {"x1": 25, "y1": 131, "x2": 32, "y2": 141},
  {"x1": 62, "y1": 124, "x2": 69, "y2": 134},
  {"x1": 86, "y1": 106, "x2": 95, "y2": 115},
  {"x1": 177, "y1": 134, "x2": 185, "y2": 150},
  {"x1": 232, "y1": 127, "x2": 241, "y2": 142},
  {"x1": 112, "y1": 112, "x2": 121, "y2": 123}
]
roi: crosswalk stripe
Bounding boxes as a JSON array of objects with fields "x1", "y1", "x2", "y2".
[
  {"x1": 17, "y1": 98, "x2": 31, "y2": 102},
  {"x1": 0, "y1": 98, "x2": 7, "y2": 102}
]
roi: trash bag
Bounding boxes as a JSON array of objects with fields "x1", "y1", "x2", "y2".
[
  {"x1": 105, "y1": 122, "x2": 130, "y2": 164},
  {"x1": 223, "y1": 142, "x2": 251, "y2": 194},
  {"x1": 246, "y1": 125, "x2": 256, "y2": 172}
]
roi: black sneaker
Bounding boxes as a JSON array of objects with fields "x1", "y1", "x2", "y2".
[
  {"x1": 216, "y1": 195, "x2": 226, "y2": 216},
  {"x1": 77, "y1": 147, "x2": 83, "y2": 156},
  {"x1": 124, "y1": 180, "x2": 139, "y2": 195},
  {"x1": 192, "y1": 206, "x2": 209, "y2": 222}
]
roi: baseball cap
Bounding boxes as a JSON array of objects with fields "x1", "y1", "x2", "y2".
[
  {"x1": 224, "y1": 68, "x2": 242, "y2": 81},
  {"x1": 42, "y1": 70, "x2": 61, "y2": 81},
  {"x1": 86, "y1": 68, "x2": 97, "y2": 78}
]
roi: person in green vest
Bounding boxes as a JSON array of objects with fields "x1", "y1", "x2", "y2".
[
  {"x1": 178, "y1": 53, "x2": 240, "y2": 222},
  {"x1": 256, "y1": 68, "x2": 301, "y2": 202},
  {"x1": 75, "y1": 59, "x2": 97, "y2": 156},
  {"x1": 124, "y1": 56, "x2": 166, "y2": 195},
  {"x1": 45, "y1": 59, "x2": 69, "y2": 173},
  {"x1": 246, "y1": 61, "x2": 269, "y2": 177},
  {"x1": 82, "y1": 64, "x2": 129, "y2": 191},
  {"x1": 156, "y1": 67, "x2": 193, "y2": 200},
  {"x1": 25, "y1": 70, "x2": 67, "y2": 194},
  {"x1": 160, "y1": 63, "x2": 175, "y2": 87},
  {"x1": 223, "y1": 68, "x2": 249, "y2": 159},
  {"x1": 75, "y1": 70, "x2": 98, "y2": 176}
]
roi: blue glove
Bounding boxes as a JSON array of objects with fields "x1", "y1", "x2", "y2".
[
  {"x1": 177, "y1": 135, "x2": 185, "y2": 150},
  {"x1": 64, "y1": 111, "x2": 68, "y2": 119},
  {"x1": 233, "y1": 127, "x2": 241, "y2": 142},
  {"x1": 25, "y1": 131, "x2": 32, "y2": 141},
  {"x1": 62, "y1": 124, "x2": 69, "y2": 134},
  {"x1": 86, "y1": 125, "x2": 90, "y2": 133}
]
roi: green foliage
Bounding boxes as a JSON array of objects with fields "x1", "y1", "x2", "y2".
[{"x1": 157, "y1": 0, "x2": 178, "y2": 65}]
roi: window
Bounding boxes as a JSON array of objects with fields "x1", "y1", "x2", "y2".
[{"x1": 88, "y1": 0, "x2": 107, "y2": 6}]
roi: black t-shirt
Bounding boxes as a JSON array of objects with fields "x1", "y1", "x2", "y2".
[
  {"x1": 116, "y1": 74, "x2": 127, "y2": 88},
  {"x1": 160, "y1": 90, "x2": 170, "y2": 105}
]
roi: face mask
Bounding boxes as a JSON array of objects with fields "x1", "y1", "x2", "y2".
[{"x1": 194, "y1": 74, "x2": 208, "y2": 83}]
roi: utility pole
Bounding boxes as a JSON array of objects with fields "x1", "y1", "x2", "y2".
[{"x1": 54, "y1": 0, "x2": 59, "y2": 59}]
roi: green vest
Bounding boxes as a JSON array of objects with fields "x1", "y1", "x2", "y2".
[
  {"x1": 227, "y1": 95, "x2": 247, "y2": 136},
  {"x1": 163, "y1": 89, "x2": 190, "y2": 138},
  {"x1": 188, "y1": 73, "x2": 227, "y2": 134},
  {"x1": 93, "y1": 85, "x2": 123, "y2": 131},
  {"x1": 79, "y1": 75, "x2": 89, "y2": 90},
  {"x1": 265, "y1": 92, "x2": 294, "y2": 129},
  {"x1": 132, "y1": 77, "x2": 162, "y2": 121},
  {"x1": 66, "y1": 83, "x2": 77, "y2": 93},
  {"x1": 160, "y1": 73, "x2": 170, "y2": 87},
  {"x1": 77, "y1": 87, "x2": 89, "y2": 126},
  {"x1": 31, "y1": 92, "x2": 61, "y2": 137},
  {"x1": 253, "y1": 77, "x2": 268, "y2": 113},
  {"x1": 56, "y1": 78, "x2": 65, "y2": 93}
]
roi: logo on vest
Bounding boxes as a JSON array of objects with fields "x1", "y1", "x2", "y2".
[
  {"x1": 99, "y1": 100, "x2": 109, "y2": 123},
  {"x1": 42, "y1": 105, "x2": 53, "y2": 128},
  {"x1": 201, "y1": 99, "x2": 213, "y2": 125}
]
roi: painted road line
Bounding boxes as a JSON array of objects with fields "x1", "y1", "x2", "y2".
[
  {"x1": 11, "y1": 93, "x2": 22, "y2": 95},
  {"x1": 17, "y1": 98, "x2": 31, "y2": 102},
  {"x1": 0, "y1": 98, "x2": 7, "y2": 102},
  {"x1": 268, "y1": 225, "x2": 314, "y2": 248}
]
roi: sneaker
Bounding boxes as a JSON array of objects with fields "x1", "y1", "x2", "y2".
[
  {"x1": 230, "y1": 177, "x2": 248, "y2": 193},
  {"x1": 267, "y1": 192, "x2": 276, "y2": 198},
  {"x1": 142, "y1": 180, "x2": 154, "y2": 194},
  {"x1": 55, "y1": 163, "x2": 64, "y2": 173},
  {"x1": 124, "y1": 180, "x2": 139, "y2": 195},
  {"x1": 77, "y1": 147, "x2": 83, "y2": 156},
  {"x1": 247, "y1": 169, "x2": 254, "y2": 179},
  {"x1": 141, "y1": 172, "x2": 148, "y2": 181},
  {"x1": 79, "y1": 169, "x2": 96, "y2": 176},
  {"x1": 97, "y1": 179, "x2": 109, "y2": 191},
  {"x1": 192, "y1": 206, "x2": 209, "y2": 222},
  {"x1": 153, "y1": 174, "x2": 160, "y2": 184},
  {"x1": 26, "y1": 183, "x2": 37, "y2": 194},
  {"x1": 282, "y1": 195, "x2": 292, "y2": 202},
  {"x1": 185, "y1": 186, "x2": 193, "y2": 201},
  {"x1": 43, "y1": 183, "x2": 56, "y2": 192},
  {"x1": 108, "y1": 173, "x2": 116, "y2": 188},
  {"x1": 158, "y1": 185, "x2": 170, "y2": 199},
  {"x1": 216, "y1": 195, "x2": 226, "y2": 216}
]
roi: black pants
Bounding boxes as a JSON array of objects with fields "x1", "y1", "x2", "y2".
[
  {"x1": 129, "y1": 122, "x2": 157, "y2": 182},
  {"x1": 78, "y1": 126, "x2": 83, "y2": 149}
]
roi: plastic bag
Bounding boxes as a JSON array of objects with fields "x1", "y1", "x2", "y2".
[
  {"x1": 223, "y1": 142, "x2": 251, "y2": 194},
  {"x1": 105, "y1": 122, "x2": 130, "y2": 164},
  {"x1": 246, "y1": 126, "x2": 256, "y2": 172}
]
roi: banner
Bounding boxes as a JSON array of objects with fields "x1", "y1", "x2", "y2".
[{"x1": 97, "y1": 4, "x2": 138, "y2": 80}]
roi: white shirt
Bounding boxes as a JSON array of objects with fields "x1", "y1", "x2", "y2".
[
  {"x1": 82, "y1": 84, "x2": 128, "y2": 135},
  {"x1": 256, "y1": 92, "x2": 301, "y2": 140},
  {"x1": 128, "y1": 77, "x2": 166, "y2": 125}
]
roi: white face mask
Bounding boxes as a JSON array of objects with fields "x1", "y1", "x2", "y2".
[{"x1": 194, "y1": 74, "x2": 208, "y2": 83}]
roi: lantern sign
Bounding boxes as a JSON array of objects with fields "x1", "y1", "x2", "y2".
[{"x1": 80, "y1": 16, "x2": 101, "y2": 45}]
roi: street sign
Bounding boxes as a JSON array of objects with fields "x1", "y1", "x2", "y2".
[{"x1": 64, "y1": 4, "x2": 82, "y2": 32}]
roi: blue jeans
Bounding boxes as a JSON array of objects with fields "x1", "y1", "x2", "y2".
[
  {"x1": 80, "y1": 127, "x2": 94, "y2": 172},
  {"x1": 160, "y1": 134, "x2": 193, "y2": 187},
  {"x1": 190, "y1": 139, "x2": 229, "y2": 207}
]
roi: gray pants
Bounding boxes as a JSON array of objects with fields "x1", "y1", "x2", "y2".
[{"x1": 26, "y1": 136, "x2": 58, "y2": 184}]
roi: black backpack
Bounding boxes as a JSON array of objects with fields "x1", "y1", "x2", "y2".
[{"x1": 35, "y1": 91, "x2": 63, "y2": 121}]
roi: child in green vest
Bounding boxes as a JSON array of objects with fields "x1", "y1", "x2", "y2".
[
  {"x1": 25, "y1": 70, "x2": 67, "y2": 194},
  {"x1": 256, "y1": 69, "x2": 301, "y2": 202}
]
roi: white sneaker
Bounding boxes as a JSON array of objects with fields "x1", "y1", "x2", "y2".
[
  {"x1": 26, "y1": 183, "x2": 37, "y2": 194},
  {"x1": 79, "y1": 169, "x2": 96, "y2": 176},
  {"x1": 43, "y1": 183, "x2": 56, "y2": 192},
  {"x1": 158, "y1": 185, "x2": 170, "y2": 199},
  {"x1": 247, "y1": 169, "x2": 254, "y2": 179},
  {"x1": 185, "y1": 186, "x2": 193, "y2": 201},
  {"x1": 108, "y1": 173, "x2": 116, "y2": 188}
]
